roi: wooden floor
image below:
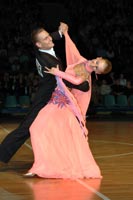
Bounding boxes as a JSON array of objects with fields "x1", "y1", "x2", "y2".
[{"x1": 0, "y1": 117, "x2": 133, "y2": 200}]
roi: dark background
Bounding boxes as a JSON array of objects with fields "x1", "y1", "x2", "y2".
[
  {"x1": 0, "y1": 0, "x2": 132, "y2": 73},
  {"x1": 0, "y1": 0, "x2": 133, "y2": 114}
]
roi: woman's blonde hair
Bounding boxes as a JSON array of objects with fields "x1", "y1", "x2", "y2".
[{"x1": 74, "y1": 63, "x2": 89, "y2": 80}]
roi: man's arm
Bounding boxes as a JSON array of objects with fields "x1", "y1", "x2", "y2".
[
  {"x1": 50, "y1": 22, "x2": 68, "y2": 41},
  {"x1": 50, "y1": 31, "x2": 62, "y2": 41},
  {"x1": 44, "y1": 66, "x2": 90, "y2": 92}
]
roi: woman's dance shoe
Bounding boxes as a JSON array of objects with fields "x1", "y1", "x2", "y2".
[{"x1": 23, "y1": 172, "x2": 36, "y2": 177}]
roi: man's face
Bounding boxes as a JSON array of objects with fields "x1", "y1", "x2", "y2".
[{"x1": 36, "y1": 30, "x2": 54, "y2": 50}]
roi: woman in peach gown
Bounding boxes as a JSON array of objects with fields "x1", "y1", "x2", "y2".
[{"x1": 25, "y1": 32, "x2": 112, "y2": 179}]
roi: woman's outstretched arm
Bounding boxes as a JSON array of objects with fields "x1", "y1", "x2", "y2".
[{"x1": 44, "y1": 65, "x2": 86, "y2": 85}]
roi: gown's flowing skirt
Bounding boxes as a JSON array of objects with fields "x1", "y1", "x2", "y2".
[{"x1": 28, "y1": 100, "x2": 102, "y2": 179}]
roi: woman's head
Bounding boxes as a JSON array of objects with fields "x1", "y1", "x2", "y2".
[{"x1": 89, "y1": 57, "x2": 112, "y2": 74}]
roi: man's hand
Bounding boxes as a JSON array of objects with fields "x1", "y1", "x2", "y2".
[{"x1": 44, "y1": 65, "x2": 59, "y2": 75}]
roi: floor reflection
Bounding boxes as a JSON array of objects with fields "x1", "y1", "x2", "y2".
[{"x1": 25, "y1": 178, "x2": 101, "y2": 200}]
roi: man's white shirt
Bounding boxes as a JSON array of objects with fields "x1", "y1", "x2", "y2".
[
  {"x1": 36, "y1": 30, "x2": 62, "y2": 77},
  {"x1": 36, "y1": 48, "x2": 57, "y2": 77}
]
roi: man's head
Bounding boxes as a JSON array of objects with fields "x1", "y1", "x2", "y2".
[{"x1": 31, "y1": 28, "x2": 54, "y2": 50}]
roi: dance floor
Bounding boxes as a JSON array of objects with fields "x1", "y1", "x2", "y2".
[{"x1": 0, "y1": 116, "x2": 133, "y2": 200}]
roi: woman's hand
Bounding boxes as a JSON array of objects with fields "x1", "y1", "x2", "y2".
[{"x1": 44, "y1": 65, "x2": 59, "y2": 75}]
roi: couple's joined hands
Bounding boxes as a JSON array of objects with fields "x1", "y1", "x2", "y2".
[{"x1": 59, "y1": 22, "x2": 68, "y2": 35}]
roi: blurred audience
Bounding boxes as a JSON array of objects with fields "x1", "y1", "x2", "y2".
[{"x1": 0, "y1": 0, "x2": 133, "y2": 109}]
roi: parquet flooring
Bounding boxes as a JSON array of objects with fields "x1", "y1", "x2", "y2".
[{"x1": 0, "y1": 117, "x2": 133, "y2": 200}]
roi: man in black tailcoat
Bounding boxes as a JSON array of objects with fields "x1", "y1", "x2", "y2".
[{"x1": 0, "y1": 22, "x2": 89, "y2": 165}]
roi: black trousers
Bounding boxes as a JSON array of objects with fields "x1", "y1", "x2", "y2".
[{"x1": 0, "y1": 101, "x2": 45, "y2": 163}]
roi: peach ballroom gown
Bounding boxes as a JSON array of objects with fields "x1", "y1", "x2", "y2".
[
  {"x1": 27, "y1": 32, "x2": 102, "y2": 179},
  {"x1": 28, "y1": 76, "x2": 102, "y2": 179}
]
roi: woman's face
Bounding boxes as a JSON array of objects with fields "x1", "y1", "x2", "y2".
[{"x1": 90, "y1": 57, "x2": 107, "y2": 74}]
